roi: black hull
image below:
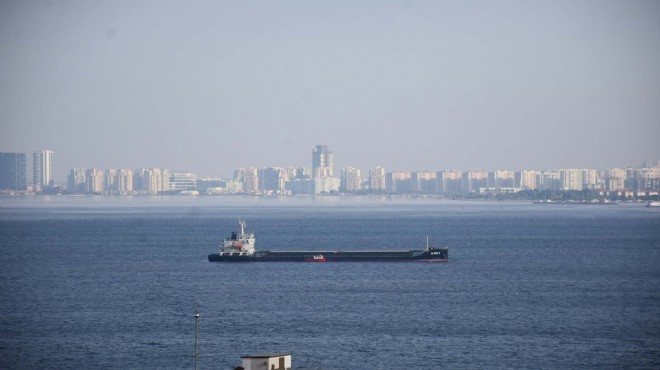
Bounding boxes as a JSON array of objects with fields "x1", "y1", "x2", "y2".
[{"x1": 208, "y1": 248, "x2": 448, "y2": 262}]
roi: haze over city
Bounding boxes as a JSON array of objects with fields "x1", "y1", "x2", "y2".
[{"x1": 2, "y1": 0, "x2": 660, "y2": 182}]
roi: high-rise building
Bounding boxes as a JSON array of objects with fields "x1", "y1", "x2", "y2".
[
  {"x1": 411, "y1": 171, "x2": 436, "y2": 193},
  {"x1": 560, "y1": 169, "x2": 584, "y2": 191},
  {"x1": 105, "y1": 169, "x2": 118, "y2": 192},
  {"x1": 489, "y1": 170, "x2": 515, "y2": 188},
  {"x1": 311, "y1": 145, "x2": 339, "y2": 193},
  {"x1": 33, "y1": 150, "x2": 54, "y2": 187},
  {"x1": 259, "y1": 167, "x2": 288, "y2": 193},
  {"x1": 515, "y1": 170, "x2": 537, "y2": 190},
  {"x1": 605, "y1": 168, "x2": 626, "y2": 191},
  {"x1": 312, "y1": 145, "x2": 333, "y2": 178},
  {"x1": 436, "y1": 170, "x2": 463, "y2": 194},
  {"x1": 115, "y1": 169, "x2": 134, "y2": 194},
  {"x1": 581, "y1": 169, "x2": 599, "y2": 190},
  {"x1": 462, "y1": 170, "x2": 488, "y2": 193},
  {"x1": 369, "y1": 167, "x2": 386, "y2": 192},
  {"x1": 536, "y1": 170, "x2": 561, "y2": 191},
  {"x1": 0, "y1": 152, "x2": 27, "y2": 190},
  {"x1": 340, "y1": 167, "x2": 362, "y2": 193},
  {"x1": 67, "y1": 168, "x2": 87, "y2": 193},
  {"x1": 67, "y1": 168, "x2": 133, "y2": 194},
  {"x1": 140, "y1": 168, "x2": 170, "y2": 194},
  {"x1": 386, "y1": 171, "x2": 412, "y2": 193},
  {"x1": 86, "y1": 169, "x2": 105, "y2": 193},
  {"x1": 0, "y1": 153, "x2": 27, "y2": 190},
  {"x1": 234, "y1": 167, "x2": 259, "y2": 193},
  {"x1": 626, "y1": 167, "x2": 660, "y2": 191}
]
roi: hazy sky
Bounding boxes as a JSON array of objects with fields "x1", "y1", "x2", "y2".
[{"x1": 2, "y1": 0, "x2": 659, "y2": 181}]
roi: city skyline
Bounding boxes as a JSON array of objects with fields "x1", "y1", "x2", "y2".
[
  {"x1": 2, "y1": 1, "x2": 660, "y2": 179},
  {"x1": 1, "y1": 147, "x2": 659, "y2": 186},
  {"x1": 58, "y1": 160, "x2": 660, "y2": 196},
  {"x1": 2, "y1": 146, "x2": 659, "y2": 197}
]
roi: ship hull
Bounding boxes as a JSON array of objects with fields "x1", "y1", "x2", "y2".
[{"x1": 208, "y1": 248, "x2": 448, "y2": 262}]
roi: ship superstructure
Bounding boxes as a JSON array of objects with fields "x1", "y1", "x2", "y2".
[{"x1": 217, "y1": 219, "x2": 256, "y2": 256}]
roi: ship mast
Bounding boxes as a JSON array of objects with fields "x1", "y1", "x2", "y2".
[
  {"x1": 426, "y1": 236, "x2": 430, "y2": 252},
  {"x1": 239, "y1": 219, "x2": 246, "y2": 236}
]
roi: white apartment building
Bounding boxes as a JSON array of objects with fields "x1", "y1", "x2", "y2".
[
  {"x1": 369, "y1": 167, "x2": 386, "y2": 192},
  {"x1": 142, "y1": 168, "x2": 170, "y2": 194},
  {"x1": 115, "y1": 169, "x2": 133, "y2": 194},
  {"x1": 235, "y1": 167, "x2": 259, "y2": 193},
  {"x1": 340, "y1": 167, "x2": 362, "y2": 193},
  {"x1": 605, "y1": 168, "x2": 626, "y2": 191},
  {"x1": 86, "y1": 169, "x2": 105, "y2": 193},
  {"x1": 559, "y1": 169, "x2": 600, "y2": 190},
  {"x1": 516, "y1": 170, "x2": 537, "y2": 190},
  {"x1": 33, "y1": 150, "x2": 54, "y2": 187}
]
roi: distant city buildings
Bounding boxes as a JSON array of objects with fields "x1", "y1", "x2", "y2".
[
  {"x1": 198, "y1": 177, "x2": 242, "y2": 194},
  {"x1": 65, "y1": 168, "x2": 171, "y2": 195},
  {"x1": 0, "y1": 150, "x2": 53, "y2": 193},
  {"x1": 1, "y1": 147, "x2": 659, "y2": 199}
]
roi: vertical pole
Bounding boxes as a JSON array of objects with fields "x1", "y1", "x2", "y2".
[{"x1": 194, "y1": 310, "x2": 200, "y2": 370}]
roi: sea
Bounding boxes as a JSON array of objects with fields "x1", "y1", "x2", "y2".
[{"x1": 1, "y1": 196, "x2": 659, "y2": 370}]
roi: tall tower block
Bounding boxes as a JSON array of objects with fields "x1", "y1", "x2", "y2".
[
  {"x1": 312, "y1": 145, "x2": 333, "y2": 178},
  {"x1": 33, "y1": 150, "x2": 54, "y2": 186}
]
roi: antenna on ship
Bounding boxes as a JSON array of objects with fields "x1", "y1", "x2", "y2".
[
  {"x1": 239, "y1": 218, "x2": 246, "y2": 235},
  {"x1": 426, "y1": 236, "x2": 430, "y2": 252},
  {"x1": 194, "y1": 308, "x2": 200, "y2": 370}
]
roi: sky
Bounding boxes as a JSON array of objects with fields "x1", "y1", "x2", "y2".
[{"x1": 1, "y1": 0, "x2": 659, "y2": 182}]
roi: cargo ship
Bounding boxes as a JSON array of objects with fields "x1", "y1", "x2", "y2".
[{"x1": 208, "y1": 220, "x2": 448, "y2": 262}]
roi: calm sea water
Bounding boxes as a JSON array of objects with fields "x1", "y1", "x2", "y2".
[{"x1": 1, "y1": 196, "x2": 659, "y2": 369}]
